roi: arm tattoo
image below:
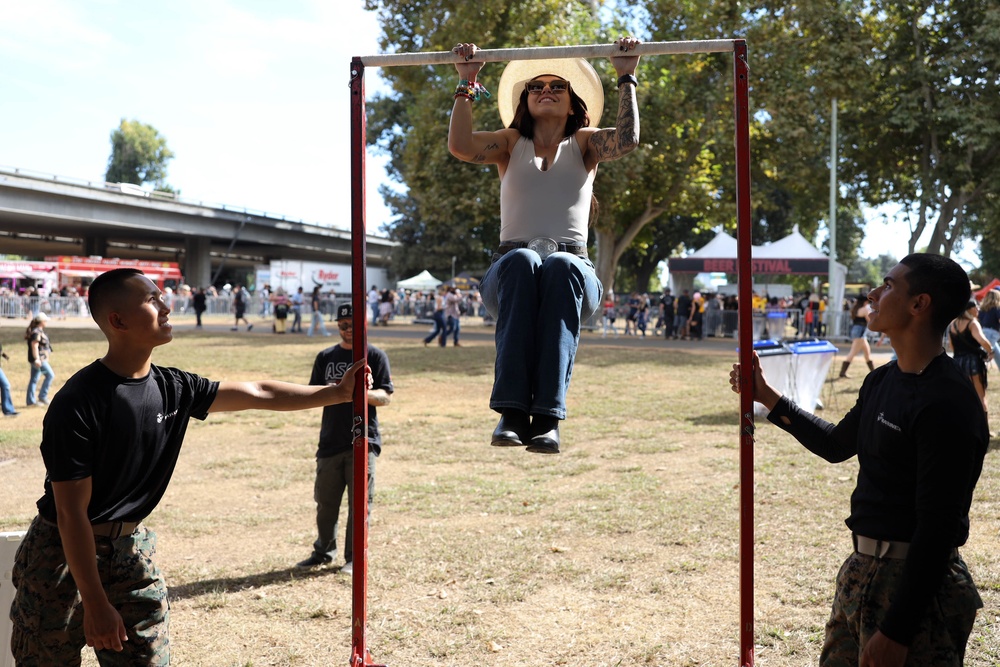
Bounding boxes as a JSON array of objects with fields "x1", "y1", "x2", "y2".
[
  {"x1": 473, "y1": 142, "x2": 501, "y2": 163},
  {"x1": 590, "y1": 85, "x2": 640, "y2": 162}
]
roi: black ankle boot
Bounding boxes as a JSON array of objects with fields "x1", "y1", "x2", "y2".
[
  {"x1": 526, "y1": 415, "x2": 560, "y2": 454},
  {"x1": 491, "y1": 410, "x2": 529, "y2": 447}
]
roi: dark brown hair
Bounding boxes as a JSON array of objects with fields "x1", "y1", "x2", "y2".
[{"x1": 508, "y1": 85, "x2": 591, "y2": 139}]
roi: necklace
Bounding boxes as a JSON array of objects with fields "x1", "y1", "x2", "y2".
[{"x1": 915, "y1": 349, "x2": 944, "y2": 375}]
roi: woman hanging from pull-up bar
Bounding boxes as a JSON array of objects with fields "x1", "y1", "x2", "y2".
[{"x1": 448, "y1": 37, "x2": 640, "y2": 454}]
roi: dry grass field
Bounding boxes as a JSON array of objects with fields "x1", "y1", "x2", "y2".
[{"x1": 0, "y1": 316, "x2": 998, "y2": 666}]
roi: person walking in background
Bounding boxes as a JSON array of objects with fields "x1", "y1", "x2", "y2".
[
  {"x1": 230, "y1": 284, "x2": 253, "y2": 332},
  {"x1": 423, "y1": 285, "x2": 448, "y2": 347},
  {"x1": 368, "y1": 285, "x2": 380, "y2": 326},
  {"x1": 656, "y1": 288, "x2": 674, "y2": 338},
  {"x1": 272, "y1": 289, "x2": 291, "y2": 334},
  {"x1": 9, "y1": 268, "x2": 368, "y2": 665},
  {"x1": 948, "y1": 299, "x2": 993, "y2": 419},
  {"x1": 307, "y1": 286, "x2": 332, "y2": 337},
  {"x1": 449, "y1": 36, "x2": 641, "y2": 454},
  {"x1": 193, "y1": 287, "x2": 207, "y2": 328},
  {"x1": 601, "y1": 294, "x2": 618, "y2": 337},
  {"x1": 687, "y1": 291, "x2": 704, "y2": 340},
  {"x1": 297, "y1": 304, "x2": 393, "y2": 575},
  {"x1": 731, "y1": 253, "x2": 987, "y2": 666},
  {"x1": 290, "y1": 287, "x2": 304, "y2": 333},
  {"x1": 25, "y1": 312, "x2": 54, "y2": 407},
  {"x1": 0, "y1": 323, "x2": 17, "y2": 417},
  {"x1": 976, "y1": 289, "x2": 1000, "y2": 371},
  {"x1": 378, "y1": 288, "x2": 395, "y2": 326},
  {"x1": 624, "y1": 292, "x2": 640, "y2": 336},
  {"x1": 259, "y1": 283, "x2": 272, "y2": 318},
  {"x1": 443, "y1": 286, "x2": 463, "y2": 347},
  {"x1": 674, "y1": 289, "x2": 691, "y2": 340},
  {"x1": 840, "y1": 294, "x2": 874, "y2": 378}
]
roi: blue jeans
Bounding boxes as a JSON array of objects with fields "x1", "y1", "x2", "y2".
[
  {"x1": 982, "y1": 327, "x2": 1000, "y2": 371},
  {"x1": 445, "y1": 315, "x2": 461, "y2": 345},
  {"x1": 480, "y1": 249, "x2": 602, "y2": 420},
  {"x1": 424, "y1": 310, "x2": 446, "y2": 345},
  {"x1": 308, "y1": 310, "x2": 330, "y2": 336},
  {"x1": 27, "y1": 361, "x2": 54, "y2": 405},
  {"x1": 0, "y1": 368, "x2": 15, "y2": 414}
]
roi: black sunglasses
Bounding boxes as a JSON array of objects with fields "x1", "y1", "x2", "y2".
[{"x1": 525, "y1": 79, "x2": 569, "y2": 94}]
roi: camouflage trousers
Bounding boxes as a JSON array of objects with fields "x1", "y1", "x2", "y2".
[
  {"x1": 9, "y1": 515, "x2": 169, "y2": 666},
  {"x1": 821, "y1": 550, "x2": 982, "y2": 667}
]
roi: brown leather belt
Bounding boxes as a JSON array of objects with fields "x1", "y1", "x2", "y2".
[
  {"x1": 91, "y1": 521, "x2": 141, "y2": 539},
  {"x1": 853, "y1": 533, "x2": 909, "y2": 559}
]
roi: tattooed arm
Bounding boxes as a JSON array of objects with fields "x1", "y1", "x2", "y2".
[
  {"x1": 448, "y1": 42, "x2": 514, "y2": 166},
  {"x1": 583, "y1": 37, "x2": 641, "y2": 167}
]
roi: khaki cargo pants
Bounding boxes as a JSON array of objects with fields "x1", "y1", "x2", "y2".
[{"x1": 9, "y1": 515, "x2": 169, "y2": 666}]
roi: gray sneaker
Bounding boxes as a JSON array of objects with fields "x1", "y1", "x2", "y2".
[
  {"x1": 296, "y1": 554, "x2": 333, "y2": 569},
  {"x1": 340, "y1": 561, "x2": 353, "y2": 575}
]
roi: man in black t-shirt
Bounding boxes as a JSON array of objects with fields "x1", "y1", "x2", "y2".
[
  {"x1": 10, "y1": 268, "x2": 366, "y2": 665},
  {"x1": 731, "y1": 254, "x2": 987, "y2": 667},
  {"x1": 297, "y1": 304, "x2": 393, "y2": 575}
]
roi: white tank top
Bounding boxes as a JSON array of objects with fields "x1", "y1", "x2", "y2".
[{"x1": 499, "y1": 135, "x2": 595, "y2": 246}]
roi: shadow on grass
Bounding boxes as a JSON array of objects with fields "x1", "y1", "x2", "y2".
[
  {"x1": 169, "y1": 565, "x2": 345, "y2": 601},
  {"x1": 688, "y1": 410, "x2": 740, "y2": 426}
]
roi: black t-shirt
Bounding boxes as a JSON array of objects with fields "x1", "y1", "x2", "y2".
[
  {"x1": 767, "y1": 353, "x2": 987, "y2": 645},
  {"x1": 310, "y1": 344, "x2": 393, "y2": 458},
  {"x1": 661, "y1": 294, "x2": 675, "y2": 316},
  {"x1": 36, "y1": 361, "x2": 219, "y2": 524},
  {"x1": 677, "y1": 295, "x2": 692, "y2": 318}
]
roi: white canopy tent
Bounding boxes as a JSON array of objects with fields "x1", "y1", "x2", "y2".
[
  {"x1": 667, "y1": 226, "x2": 848, "y2": 314},
  {"x1": 395, "y1": 270, "x2": 443, "y2": 291}
]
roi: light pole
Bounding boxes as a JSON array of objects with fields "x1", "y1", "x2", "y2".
[{"x1": 451, "y1": 256, "x2": 456, "y2": 281}]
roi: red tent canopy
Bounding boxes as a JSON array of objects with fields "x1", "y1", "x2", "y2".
[{"x1": 975, "y1": 278, "x2": 1000, "y2": 299}]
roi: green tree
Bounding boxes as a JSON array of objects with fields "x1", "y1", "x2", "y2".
[
  {"x1": 364, "y1": 0, "x2": 873, "y2": 289},
  {"x1": 105, "y1": 119, "x2": 175, "y2": 189},
  {"x1": 365, "y1": 0, "x2": 602, "y2": 280},
  {"x1": 843, "y1": 0, "x2": 1000, "y2": 257}
]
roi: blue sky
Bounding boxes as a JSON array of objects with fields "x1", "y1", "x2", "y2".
[
  {"x1": 0, "y1": 1, "x2": 979, "y2": 269},
  {"x1": 0, "y1": 0, "x2": 393, "y2": 230}
]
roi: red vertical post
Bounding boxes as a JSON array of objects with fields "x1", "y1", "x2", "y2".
[
  {"x1": 733, "y1": 40, "x2": 755, "y2": 667},
  {"x1": 348, "y1": 57, "x2": 385, "y2": 667}
]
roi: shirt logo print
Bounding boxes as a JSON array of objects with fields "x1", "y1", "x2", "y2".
[
  {"x1": 877, "y1": 411, "x2": 901, "y2": 432},
  {"x1": 157, "y1": 409, "x2": 179, "y2": 424}
]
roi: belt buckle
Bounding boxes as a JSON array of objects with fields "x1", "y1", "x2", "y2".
[{"x1": 527, "y1": 237, "x2": 558, "y2": 260}]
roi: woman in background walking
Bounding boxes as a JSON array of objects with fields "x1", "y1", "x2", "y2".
[
  {"x1": 423, "y1": 286, "x2": 448, "y2": 347},
  {"x1": 25, "y1": 312, "x2": 54, "y2": 407},
  {"x1": 839, "y1": 294, "x2": 873, "y2": 378},
  {"x1": 977, "y1": 289, "x2": 1000, "y2": 371}
]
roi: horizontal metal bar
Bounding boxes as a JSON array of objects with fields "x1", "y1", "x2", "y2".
[{"x1": 356, "y1": 40, "x2": 738, "y2": 68}]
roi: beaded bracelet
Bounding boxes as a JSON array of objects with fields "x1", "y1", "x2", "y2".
[{"x1": 454, "y1": 79, "x2": 492, "y2": 102}]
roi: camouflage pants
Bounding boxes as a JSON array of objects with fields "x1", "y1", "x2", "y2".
[
  {"x1": 9, "y1": 515, "x2": 169, "y2": 666},
  {"x1": 821, "y1": 551, "x2": 982, "y2": 667}
]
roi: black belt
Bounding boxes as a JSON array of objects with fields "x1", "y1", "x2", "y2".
[{"x1": 497, "y1": 241, "x2": 589, "y2": 258}]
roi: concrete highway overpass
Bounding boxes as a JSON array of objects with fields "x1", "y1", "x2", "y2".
[{"x1": 0, "y1": 166, "x2": 397, "y2": 288}]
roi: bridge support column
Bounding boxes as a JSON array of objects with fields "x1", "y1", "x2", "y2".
[
  {"x1": 83, "y1": 236, "x2": 108, "y2": 256},
  {"x1": 184, "y1": 236, "x2": 212, "y2": 288}
]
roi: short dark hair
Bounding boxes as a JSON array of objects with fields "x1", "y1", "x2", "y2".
[
  {"x1": 898, "y1": 253, "x2": 970, "y2": 334},
  {"x1": 88, "y1": 268, "x2": 144, "y2": 324},
  {"x1": 508, "y1": 86, "x2": 591, "y2": 139}
]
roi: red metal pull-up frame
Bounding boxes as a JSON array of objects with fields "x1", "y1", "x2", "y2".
[{"x1": 349, "y1": 39, "x2": 754, "y2": 667}]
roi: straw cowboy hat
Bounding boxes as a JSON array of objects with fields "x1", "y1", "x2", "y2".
[{"x1": 497, "y1": 57, "x2": 605, "y2": 128}]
